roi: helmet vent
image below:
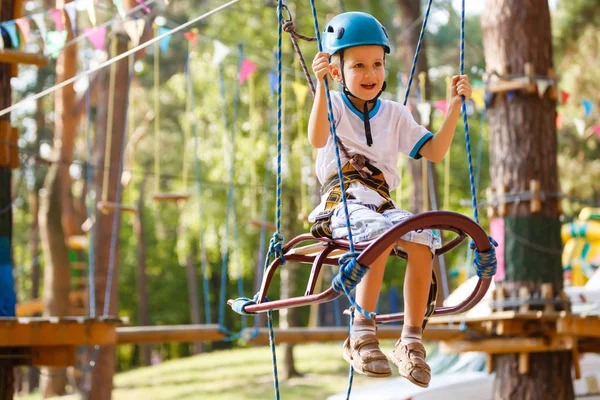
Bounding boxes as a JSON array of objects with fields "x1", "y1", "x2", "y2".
[
  {"x1": 336, "y1": 27, "x2": 345, "y2": 39},
  {"x1": 382, "y1": 26, "x2": 389, "y2": 38},
  {"x1": 326, "y1": 25, "x2": 335, "y2": 33}
]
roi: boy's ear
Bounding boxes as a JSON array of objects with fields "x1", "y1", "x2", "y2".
[{"x1": 329, "y1": 63, "x2": 343, "y2": 83}]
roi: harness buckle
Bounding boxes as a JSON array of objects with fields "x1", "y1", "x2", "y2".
[{"x1": 349, "y1": 154, "x2": 373, "y2": 179}]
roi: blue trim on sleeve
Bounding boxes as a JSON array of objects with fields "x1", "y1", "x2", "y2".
[
  {"x1": 341, "y1": 93, "x2": 381, "y2": 120},
  {"x1": 409, "y1": 132, "x2": 434, "y2": 159}
]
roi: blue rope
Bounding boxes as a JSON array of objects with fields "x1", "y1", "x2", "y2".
[
  {"x1": 332, "y1": 253, "x2": 374, "y2": 319},
  {"x1": 188, "y1": 50, "x2": 212, "y2": 325},
  {"x1": 217, "y1": 46, "x2": 248, "y2": 341},
  {"x1": 84, "y1": 49, "x2": 97, "y2": 318},
  {"x1": 459, "y1": 0, "x2": 497, "y2": 277},
  {"x1": 402, "y1": 0, "x2": 433, "y2": 107},
  {"x1": 103, "y1": 54, "x2": 135, "y2": 317}
]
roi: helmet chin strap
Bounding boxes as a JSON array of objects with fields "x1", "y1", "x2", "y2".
[{"x1": 339, "y1": 50, "x2": 386, "y2": 147}]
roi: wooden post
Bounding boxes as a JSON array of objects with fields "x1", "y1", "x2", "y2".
[
  {"x1": 530, "y1": 180, "x2": 541, "y2": 213},
  {"x1": 496, "y1": 184, "x2": 507, "y2": 217},
  {"x1": 487, "y1": 187, "x2": 496, "y2": 218}
]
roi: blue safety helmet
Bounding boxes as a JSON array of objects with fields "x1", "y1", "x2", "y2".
[{"x1": 321, "y1": 12, "x2": 391, "y2": 55}]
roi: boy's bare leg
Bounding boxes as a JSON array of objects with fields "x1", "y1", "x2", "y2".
[
  {"x1": 343, "y1": 244, "x2": 394, "y2": 377},
  {"x1": 390, "y1": 239, "x2": 433, "y2": 387},
  {"x1": 400, "y1": 240, "x2": 433, "y2": 327}
]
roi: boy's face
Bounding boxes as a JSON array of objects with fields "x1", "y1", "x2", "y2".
[{"x1": 329, "y1": 45, "x2": 386, "y2": 101}]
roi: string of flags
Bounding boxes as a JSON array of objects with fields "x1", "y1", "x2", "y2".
[{"x1": 0, "y1": 0, "x2": 152, "y2": 57}]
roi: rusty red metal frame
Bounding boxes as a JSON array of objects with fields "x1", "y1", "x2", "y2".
[{"x1": 228, "y1": 211, "x2": 492, "y2": 323}]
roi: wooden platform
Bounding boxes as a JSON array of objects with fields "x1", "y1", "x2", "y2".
[
  {"x1": 428, "y1": 311, "x2": 600, "y2": 376},
  {"x1": 0, "y1": 317, "x2": 122, "y2": 347},
  {"x1": 242, "y1": 325, "x2": 469, "y2": 345},
  {"x1": 116, "y1": 324, "x2": 225, "y2": 344}
]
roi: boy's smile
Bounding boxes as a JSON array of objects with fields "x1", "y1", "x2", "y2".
[{"x1": 331, "y1": 45, "x2": 386, "y2": 110}]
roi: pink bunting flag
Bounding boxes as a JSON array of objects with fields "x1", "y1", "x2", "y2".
[
  {"x1": 15, "y1": 18, "x2": 31, "y2": 43},
  {"x1": 239, "y1": 58, "x2": 257, "y2": 84},
  {"x1": 561, "y1": 90, "x2": 570, "y2": 105},
  {"x1": 50, "y1": 9, "x2": 65, "y2": 32},
  {"x1": 556, "y1": 111, "x2": 564, "y2": 130},
  {"x1": 434, "y1": 100, "x2": 448, "y2": 116},
  {"x1": 490, "y1": 218, "x2": 505, "y2": 282},
  {"x1": 85, "y1": 26, "x2": 106, "y2": 50},
  {"x1": 594, "y1": 125, "x2": 600, "y2": 139},
  {"x1": 184, "y1": 31, "x2": 198, "y2": 49}
]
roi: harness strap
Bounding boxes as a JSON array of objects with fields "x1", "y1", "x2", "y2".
[{"x1": 311, "y1": 162, "x2": 395, "y2": 238}]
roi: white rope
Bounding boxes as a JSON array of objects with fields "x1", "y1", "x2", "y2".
[{"x1": 0, "y1": 0, "x2": 240, "y2": 117}]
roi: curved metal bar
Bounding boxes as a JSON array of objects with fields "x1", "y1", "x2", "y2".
[
  {"x1": 357, "y1": 211, "x2": 490, "y2": 266},
  {"x1": 305, "y1": 245, "x2": 337, "y2": 296},
  {"x1": 229, "y1": 211, "x2": 493, "y2": 317},
  {"x1": 229, "y1": 287, "x2": 341, "y2": 314}
]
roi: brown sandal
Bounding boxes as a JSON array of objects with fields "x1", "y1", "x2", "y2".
[
  {"x1": 342, "y1": 334, "x2": 392, "y2": 378},
  {"x1": 390, "y1": 340, "x2": 431, "y2": 388}
]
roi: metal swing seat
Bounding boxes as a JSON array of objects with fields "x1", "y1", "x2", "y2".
[{"x1": 229, "y1": 210, "x2": 494, "y2": 324}]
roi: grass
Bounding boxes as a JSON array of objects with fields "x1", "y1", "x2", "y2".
[{"x1": 16, "y1": 341, "x2": 402, "y2": 400}]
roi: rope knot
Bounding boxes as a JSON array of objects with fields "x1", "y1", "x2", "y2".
[
  {"x1": 470, "y1": 236, "x2": 498, "y2": 279},
  {"x1": 332, "y1": 252, "x2": 368, "y2": 295},
  {"x1": 269, "y1": 232, "x2": 286, "y2": 263},
  {"x1": 282, "y1": 20, "x2": 295, "y2": 33}
]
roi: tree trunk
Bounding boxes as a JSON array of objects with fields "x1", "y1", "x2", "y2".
[
  {"x1": 280, "y1": 194, "x2": 300, "y2": 379},
  {"x1": 55, "y1": 0, "x2": 83, "y2": 238},
  {"x1": 84, "y1": 34, "x2": 130, "y2": 400},
  {"x1": 396, "y1": 0, "x2": 447, "y2": 306},
  {"x1": 38, "y1": 163, "x2": 70, "y2": 397},
  {"x1": 0, "y1": 1, "x2": 16, "y2": 397},
  {"x1": 481, "y1": 1, "x2": 572, "y2": 398},
  {"x1": 133, "y1": 179, "x2": 152, "y2": 365}
]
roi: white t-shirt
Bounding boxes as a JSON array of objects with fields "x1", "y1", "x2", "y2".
[{"x1": 309, "y1": 91, "x2": 433, "y2": 222}]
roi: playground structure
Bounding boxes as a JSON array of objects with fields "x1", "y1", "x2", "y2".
[
  {"x1": 563, "y1": 208, "x2": 600, "y2": 287},
  {"x1": 1, "y1": 0, "x2": 598, "y2": 399}
]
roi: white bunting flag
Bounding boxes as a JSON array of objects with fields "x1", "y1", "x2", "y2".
[
  {"x1": 32, "y1": 13, "x2": 48, "y2": 44},
  {"x1": 212, "y1": 40, "x2": 230, "y2": 65},
  {"x1": 574, "y1": 119, "x2": 586, "y2": 138},
  {"x1": 536, "y1": 79, "x2": 550, "y2": 99},
  {"x1": 64, "y1": 2, "x2": 78, "y2": 36},
  {"x1": 124, "y1": 19, "x2": 145, "y2": 47},
  {"x1": 416, "y1": 102, "x2": 432, "y2": 126}
]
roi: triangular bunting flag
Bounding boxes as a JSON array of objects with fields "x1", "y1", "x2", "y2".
[
  {"x1": 292, "y1": 81, "x2": 309, "y2": 107},
  {"x1": 506, "y1": 91, "x2": 515, "y2": 102},
  {"x1": 46, "y1": 30, "x2": 68, "y2": 58},
  {"x1": 157, "y1": 26, "x2": 172, "y2": 52},
  {"x1": 239, "y1": 59, "x2": 257, "y2": 84},
  {"x1": 594, "y1": 125, "x2": 600, "y2": 139},
  {"x1": 416, "y1": 102, "x2": 432, "y2": 126},
  {"x1": 32, "y1": 13, "x2": 48, "y2": 44},
  {"x1": 15, "y1": 18, "x2": 31, "y2": 44},
  {"x1": 183, "y1": 31, "x2": 198, "y2": 49},
  {"x1": 85, "y1": 26, "x2": 106, "y2": 50},
  {"x1": 3, "y1": 21, "x2": 20, "y2": 49},
  {"x1": 556, "y1": 111, "x2": 564, "y2": 130},
  {"x1": 49, "y1": 9, "x2": 64, "y2": 32},
  {"x1": 471, "y1": 87, "x2": 485, "y2": 110},
  {"x1": 124, "y1": 19, "x2": 145, "y2": 47},
  {"x1": 583, "y1": 99, "x2": 594, "y2": 118},
  {"x1": 0, "y1": 34, "x2": 4, "y2": 50},
  {"x1": 113, "y1": 0, "x2": 127, "y2": 19},
  {"x1": 64, "y1": 2, "x2": 78, "y2": 37},
  {"x1": 536, "y1": 79, "x2": 550, "y2": 99},
  {"x1": 86, "y1": 0, "x2": 97, "y2": 26},
  {"x1": 484, "y1": 91, "x2": 494, "y2": 108},
  {"x1": 574, "y1": 119, "x2": 586, "y2": 138},
  {"x1": 561, "y1": 90, "x2": 570, "y2": 105},
  {"x1": 268, "y1": 71, "x2": 277, "y2": 94},
  {"x1": 212, "y1": 40, "x2": 230, "y2": 65},
  {"x1": 434, "y1": 100, "x2": 447, "y2": 116},
  {"x1": 136, "y1": 0, "x2": 152, "y2": 13}
]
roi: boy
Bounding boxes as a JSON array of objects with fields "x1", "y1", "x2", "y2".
[{"x1": 308, "y1": 12, "x2": 472, "y2": 387}]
